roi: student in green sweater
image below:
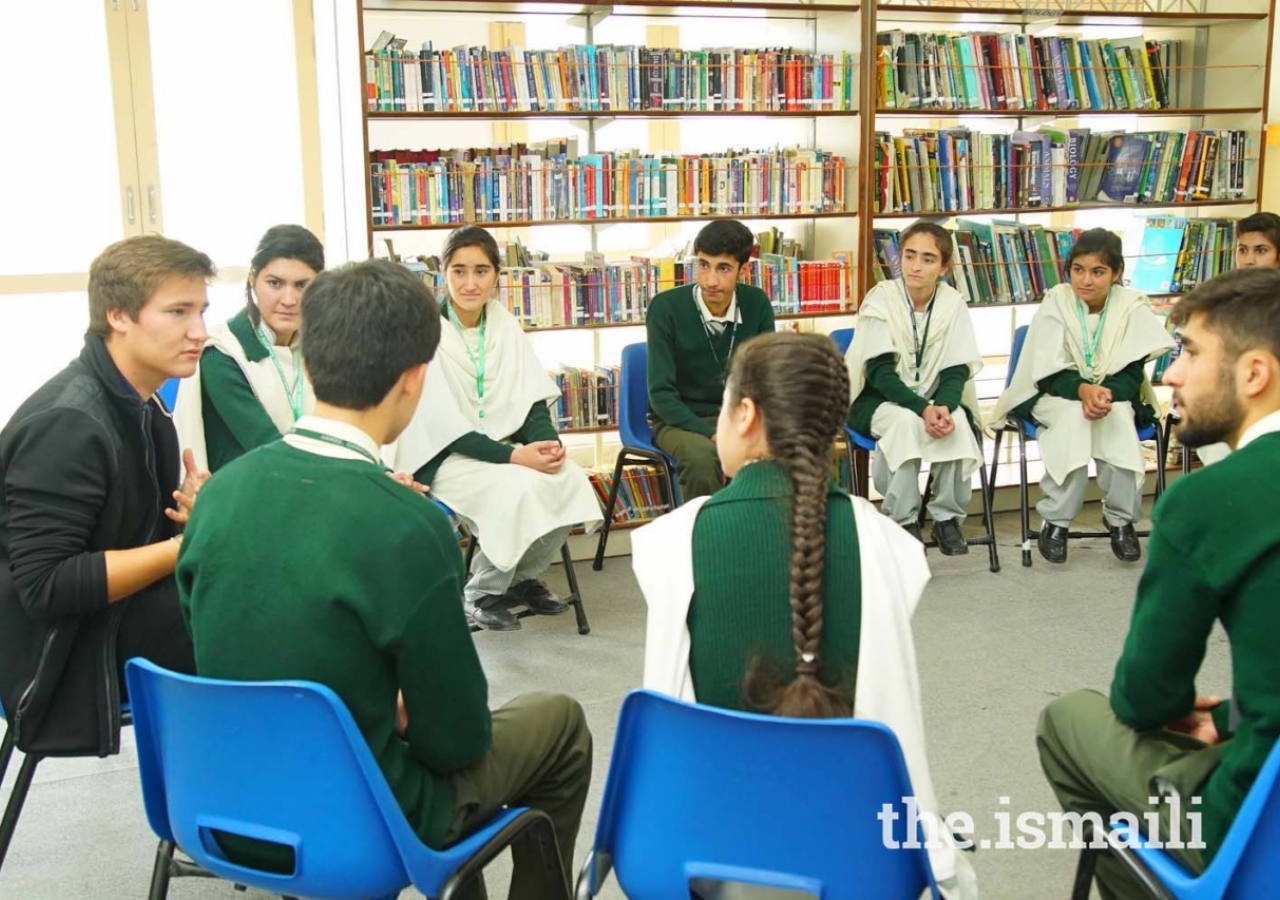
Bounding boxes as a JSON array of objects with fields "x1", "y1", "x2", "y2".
[
  {"x1": 174, "y1": 225, "x2": 324, "y2": 472},
  {"x1": 177, "y1": 260, "x2": 592, "y2": 899},
  {"x1": 646, "y1": 219, "x2": 776, "y2": 499},
  {"x1": 1038, "y1": 267, "x2": 1280, "y2": 900},
  {"x1": 633, "y1": 332, "x2": 976, "y2": 898},
  {"x1": 845, "y1": 222, "x2": 983, "y2": 552}
]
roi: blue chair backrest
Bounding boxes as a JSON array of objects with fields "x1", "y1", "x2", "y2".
[
  {"x1": 156, "y1": 378, "x2": 181, "y2": 412},
  {"x1": 1218, "y1": 735, "x2": 1280, "y2": 896},
  {"x1": 126, "y1": 658, "x2": 416, "y2": 900},
  {"x1": 589, "y1": 690, "x2": 939, "y2": 899},
  {"x1": 619, "y1": 342, "x2": 656, "y2": 451},
  {"x1": 829, "y1": 328, "x2": 854, "y2": 355},
  {"x1": 1006, "y1": 325, "x2": 1029, "y2": 389}
]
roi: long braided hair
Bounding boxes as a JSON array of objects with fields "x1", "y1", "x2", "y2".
[{"x1": 732, "y1": 332, "x2": 854, "y2": 719}]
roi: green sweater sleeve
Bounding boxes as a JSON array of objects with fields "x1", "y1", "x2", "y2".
[
  {"x1": 865, "y1": 353, "x2": 929, "y2": 416},
  {"x1": 1101, "y1": 358, "x2": 1147, "y2": 405},
  {"x1": 1038, "y1": 368, "x2": 1089, "y2": 402},
  {"x1": 513, "y1": 401, "x2": 560, "y2": 445},
  {"x1": 933, "y1": 364, "x2": 969, "y2": 412},
  {"x1": 412, "y1": 432, "x2": 514, "y2": 486},
  {"x1": 399, "y1": 517, "x2": 492, "y2": 772},
  {"x1": 647, "y1": 306, "x2": 714, "y2": 436},
  {"x1": 201, "y1": 350, "x2": 284, "y2": 450},
  {"x1": 1110, "y1": 528, "x2": 1218, "y2": 730}
]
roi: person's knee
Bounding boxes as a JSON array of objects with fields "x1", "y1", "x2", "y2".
[
  {"x1": 1038, "y1": 689, "x2": 1109, "y2": 756},
  {"x1": 521, "y1": 692, "x2": 593, "y2": 752}
]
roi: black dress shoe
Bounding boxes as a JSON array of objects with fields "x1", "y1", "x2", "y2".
[
  {"x1": 1038, "y1": 522, "x2": 1069, "y2": 564},
  {"x1": 903, "y1": 522, "x2": 924, "y2": 543},
  {"x1": 504, "y1": 580, "x2": 568, "y2": 615},
  {"x1": 471, "y1": 596, "x2": 522, "y2": 631},
  {"x1": 1109, "y1": 524, "x2": 1142, "y2": 562},
  {"x1": 931, "y1": 519, "x2": 970, "y2": 556}
]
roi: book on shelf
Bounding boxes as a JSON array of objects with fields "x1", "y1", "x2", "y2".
[
  {"x1": 872, "y1": 221, "x2": 1080, "y2": 305},
  {"x1": 588, "y1": 465, "x2": 674, "y2": 524},
  {"x1": 876, "y1": 30, "x2": 1183, "y2": 112},
  {"x1": 370, "y1": 145, "x2": 848, "y2": 227},
  {"x1": 551, "y1": 365, "x2": 621, "y2": 431},
  {"x1": 402, "y1": 245, "x2": 852, "y2": 328},
  {"x1": 1167, "y1": 216, "x2": 1237, "y2": 294},
  {"x1": 873, "y1": 127, "x2": 1250, "y2": 214},
  {"x1": 365, "y1": 37, "x2": 856, "y2": 114}
]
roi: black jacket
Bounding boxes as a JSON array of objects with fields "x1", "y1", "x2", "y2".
[{"x1": 0, "y1": 336, "x2": 180, "y2": 756}]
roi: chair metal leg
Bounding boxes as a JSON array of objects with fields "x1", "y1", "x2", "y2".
[
  {"x1": 1153, "y1": 425, "x2": 1168, "y2": 501},
  {"x1": 1018, "y1": 428, "x2": 1032, "y2": 568},
  {"x1": 987, "y1": 428, "x2": 1003, "y2": 505},
  {"x1": 592, "y1": 453, "x2": 628, "y2": 571},
  {"x1": 149, "y1": 839, "x2": 175, "y2": 900},
  {"x1": 439, "y1": 810, "x2": 568, "y2": 900},
  {"x1": 1070, "y1": 845, "x2": 1100, "y2": 900},
  {"x1": 464, "y1": 532, "x2": 477, "y2": 571},
  {"x1": 977, "y1": 452, "x2": 1000, "y2": 573},
  {"x1": 561, "y1": 543, "x2": 590, "y2": 636},
  {"x1": 0, "y1": 724, "x2": 14, "y2": 788},
  {"x1": 0, "y1": 748, "x2": 40, "y2": 872}
]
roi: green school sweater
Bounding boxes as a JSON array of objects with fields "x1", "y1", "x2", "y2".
[
  {"x1": 177, "y1": 441, "x2": 490, "y2": 860},
  {"x1": 200, "y1": 310, "x2": 285, "y2": 472},
  {"x1": 687, "y1": 459, "x2": 861, "y2": 710},
  {"x1": 1110, "y1": 431, "x2": 1280, "y2": 860},
  {"x1": 645, "y1": 284, "x2": 776, "y2": 437}
]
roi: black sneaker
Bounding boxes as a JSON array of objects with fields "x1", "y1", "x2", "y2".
[
  {"x1": 1037, "y1": 522, "x2": 1069, "y2": 564},
  {"x1": 471, "y1": 596, "x2": 522, "y2": 631},
  {"x1": 1109, "y1": 524, "x2": 1142, "y2": 562},
  {"x1": 931, "y1": 519, "x2": 970, "y2": 556},
  {"x1": 903, "y1": 522, "x2": 924, "y2": 543},
  {"x1": 503, "y1": 580, "x2": 568, "y2": 616}
]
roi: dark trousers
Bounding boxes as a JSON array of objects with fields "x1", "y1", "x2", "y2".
[
  {"x1": 116, "y1": 584, "x2": 196, "y2": 696},
  {"x1": 653, "y1": 416, "x2": 723, "y2": 500}
]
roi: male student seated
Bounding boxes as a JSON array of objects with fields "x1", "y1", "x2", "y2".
[
  {"x1": 646, "y1": 219, "x2": 776, "y2": 499},
  {"x1": 0, "y1": 235, "x2": 211, "y2": 758},
  {"x1": 1037, "y1": 267, "x2": 1280, "y2": 900},
  {"x1": 176, "y1": 260, "x2": 591, "y2": 899}
]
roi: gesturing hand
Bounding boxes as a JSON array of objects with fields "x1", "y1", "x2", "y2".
[
  {"x1": 166, "y1": 448, "x2": 211, "y2": 526},
  {"x1": 511, "y1": 440, "x2": 566, "y2": 474},
  {"x1": 1166, "y1": 696, "x2": 1222, "y2": 746},
  {"x1": 387, "y1": 470, "x2": 429, "y2": 495}
]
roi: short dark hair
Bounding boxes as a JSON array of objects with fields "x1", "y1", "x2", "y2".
[
  {"x1": 899, "y1": 221, "x2": 953, "y2": 267},
  {"x1": 300, "y1": 260, "x2": 441, "y2": 410},
  {"x1": 1170, "y1": 267, "x2": 1280, "y2": 363},
  {"x1": 247, "y1": 224, "x2": 325, "y2": 324},
  {"x1": 442, "y1": 225, "x2": 501, "y2": 269},
  {"x1": 693, "y1": 220, "x2": 755, "y2": 265},
  {"x1": 1066, "y1": 228, "x2": 1124, "y2": 276},
  {"x1": 88, "y1": 235, "x2": 216, "y2": 337},
  {"x1": 1236, "y1": 212, "x2": 1280, "y2": 253}
]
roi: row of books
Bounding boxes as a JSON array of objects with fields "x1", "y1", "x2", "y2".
[
  {"x1": 873, "y1": 127, "x2": 1250, "y2": 214},
  {"x1": 366, "y1": 34, "x2": 856, "y2": 113},
  {"x1": 588, "y1": 466, "x2": 674, "y2": 524},
  {"x1": 877, "y1": 31, "x2": 1183, "y2": 112},
  {"x1": 370, "y1": 146, "x2": 848, "y2": 226},
  {"x1": 873, "y1": 221, "x2": 1080, "y2": 305},
  {"x1": 1131, "y1": 216, "x2": 1237, "y2": 294},
  {"x1": 551, "y1": 365, "x2": 621, "y2": 431}
]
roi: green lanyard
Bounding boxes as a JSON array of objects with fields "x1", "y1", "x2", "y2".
[
  {"x1": 447, "y1": 303, "x2": 488, "y2": 431},
  {"x1": 1075, "y1": 289, "x2": 1112, "y2": 382},
  {"x1": 290, "y1": 427, "x2": 383, "y2": 467},
  {"x1": 694, "y1": 289, "x2": 739, "y2": 380},
  {"x1": 900, "y1": 279, "x2": 937, "y2": 381},
  {"x1": 256, "y1": 323, "x2": 305, "y2": 421}
]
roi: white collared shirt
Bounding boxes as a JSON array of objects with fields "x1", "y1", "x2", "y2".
[
  {"x1": 283, "y1": 414, "x2": 383, "y2": 463},
  {"x1": 1236, "y1": 408, "x2": 1280, "y2": 450},
  {"x1": 693, "y1": 284, "x2": 738, "y2": 330}
]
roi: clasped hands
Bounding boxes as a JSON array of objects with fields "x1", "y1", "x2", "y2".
[
  {"x1": 511, "y1": 440, "x2": 566, "y2": 474},
  {"x1": 1078, "y1": 383, "x2": 1114, "y2": 421},
  {"x1": 922, "y1": 404, "x2": 955, "y2": 440}
]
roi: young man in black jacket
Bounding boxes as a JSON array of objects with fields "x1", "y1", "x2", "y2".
[{"x1": 0, "y1": 234, "x2": 214, "y2": 757}]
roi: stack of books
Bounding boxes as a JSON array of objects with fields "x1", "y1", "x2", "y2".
[
  {"x1": 371, "y1": 144, "x2": 849, "y2": 226},
  {"x1": 876, "y1": 31, "x2": 1182, "y2": 112},
  {"x1": 366, "y1": 33, "x2": 857, "y2": 113},
  {"x1": 588, "y1": 466, "x2": 675, "y2": 524},
  {"x1": 1131, "y1": 216, "x2": 1237, "y2": 295},
  {"x1": 873, "y1": 127, "x2": 1250, "y2": 213},
  {"x1": 550, "y1": 365, "x2": 621, "y2": 431}
]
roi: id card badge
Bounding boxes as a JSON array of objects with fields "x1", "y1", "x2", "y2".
[{"x1": 475, "y1": 418, "x2": 489, "y2": 437}]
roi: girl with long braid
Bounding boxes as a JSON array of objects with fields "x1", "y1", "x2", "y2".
[{"x1": 634, "y1": 331, "x2": 975, "y2": 897}]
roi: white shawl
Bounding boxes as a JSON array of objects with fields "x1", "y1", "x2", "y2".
[
  {"x1": 634, "y1": 495, "x2": 976, "y2": 898},
  {"x1": 173, "y1": 316, "x2": 314, "y2": 472},
  {"x1": 847, "y1": 280, "x2": 982, "y2": 416},
  {"x1": 396, "y1": 299, "x2": 560, "y2": 474},
  {"x1": 990, "y1": 283, "x2": 1174, "y2": 425}
]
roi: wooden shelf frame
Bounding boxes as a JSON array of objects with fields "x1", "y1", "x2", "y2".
[
  {"x1": 373, "y1": 211, "x2": 859, "y2": 231},
  {"x1": 368, "y1": 109, "x2": 862, "y2": 120},
  {"x1": 873, "y1": 106, "x2": 1262, "y2": 118}
]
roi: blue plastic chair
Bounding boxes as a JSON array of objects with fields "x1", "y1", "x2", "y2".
[
  {"x1": 156, "y1": 377, "x2": 181, "y2": 412},
  {"x1": 836, "y1": 329, "x2": 1000, "y2": 572},
  {"x1": 432, "y1": 499, "x2": 589, "y2": 635},
  {"x1": 125, "y1": 658, "x2": 567, "y2": 900},
  {"x1": 591, "y1": 342, "x2": 681, "y2": 571},
  {"x1": 988, "y1": 325, "x2": 1168, "y2": 567},
  {"x1": 1071, "y1": 736, "x2": 1280, "y2": 900},
  {"x1": 576, "y1": 690, "x2": 942, "y2": 900}
]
